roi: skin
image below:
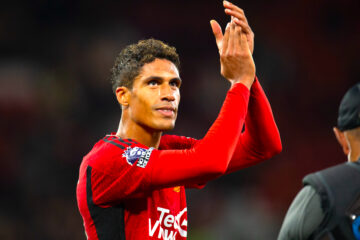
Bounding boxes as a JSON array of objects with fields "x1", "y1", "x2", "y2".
[
  {"x1": 116, "y1": 59, "x2": 181, "y2": 148},
  {"x1": 333, "y1": 127, "x2": 360, "y2": 162},
  {"x1": 115, "y1": 1, "x2": 256, "y2": 148}
]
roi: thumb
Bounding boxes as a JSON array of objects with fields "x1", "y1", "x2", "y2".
[{"x1": 210, "y1": 20, "x2": 223, "y2": 49}]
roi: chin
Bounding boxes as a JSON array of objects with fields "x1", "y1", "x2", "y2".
[
  {"x1": 155, "y1": 121, "x2": 175, "y2": 131},
  {"x1": 158, "y1": 124, "x2": 175, "y2": 132}
]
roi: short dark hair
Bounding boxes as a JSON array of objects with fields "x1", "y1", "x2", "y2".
[{"x1": 110, "y1": 39, "x2": 180, "y2": 93}]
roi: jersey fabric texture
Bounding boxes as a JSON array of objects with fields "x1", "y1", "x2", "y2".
[{"x1": 77, "y1": 80, "x2": 282, "y2": 240}]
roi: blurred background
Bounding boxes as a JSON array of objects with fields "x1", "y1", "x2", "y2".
[{"x1": 1, "y1": 0, "x2": 360, "y2": 239}]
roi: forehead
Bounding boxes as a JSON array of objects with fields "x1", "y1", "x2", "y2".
[{"x1": 138, "y1": 58, "x2": 179, "y2": 79}]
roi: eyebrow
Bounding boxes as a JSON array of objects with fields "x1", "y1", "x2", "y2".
[{"x1": 144, "y1": 76, "x2": 182, "y2": 84}]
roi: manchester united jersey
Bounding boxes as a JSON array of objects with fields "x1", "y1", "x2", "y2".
[{"x1": 77, "y1": 136, "x2": 194, "y2": 240}]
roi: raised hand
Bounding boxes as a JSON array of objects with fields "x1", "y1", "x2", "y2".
[
  {"x1": 210, "y1": 19, "x2": 255, "y2": 89},
  {"x1": 223, "y1": 1, "x2": 254, "y2": 54}
]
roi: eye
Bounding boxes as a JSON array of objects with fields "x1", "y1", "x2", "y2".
[
  {"x1": 170, "y1": 79, "x2": 181, "y2": 88},
  {"x1": 148, "y1": 80, "x2": 159, "y2": 86}
]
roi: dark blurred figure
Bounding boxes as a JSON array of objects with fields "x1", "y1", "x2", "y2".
[{"x1": 278, "y1": 83, "x2": 360, "y2": 240}]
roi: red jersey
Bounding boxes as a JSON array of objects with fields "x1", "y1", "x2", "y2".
[{"x1": 76, "y1": 80, "x2": 282, "y2": 240}]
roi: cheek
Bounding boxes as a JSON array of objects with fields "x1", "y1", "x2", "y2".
[
  {"x1": 175, "y1": 90, "x2": 181, "y2": 105},
  {"x1": 130, "y1": 94, "x2": 153, "y2": 120}
]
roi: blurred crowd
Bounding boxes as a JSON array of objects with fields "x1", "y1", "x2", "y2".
[{"x1": 1, "y1": 0, "x2": 359, "y2": 239}]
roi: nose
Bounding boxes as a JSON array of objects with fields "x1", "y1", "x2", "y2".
[{"x1": 160, "y1": 85, "x2": 176, "y2": 102}]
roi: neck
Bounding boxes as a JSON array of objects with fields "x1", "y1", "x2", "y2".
[
  {"x1": 116, "y1": 117, "x2": 162, "y2": 149},
  {"x1": 348, "y1": 140, "x2": 360, "y2": 162}
]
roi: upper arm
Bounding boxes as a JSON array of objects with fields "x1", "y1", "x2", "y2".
[{"x1": 277, "y1": 186, "x2": 324, "y2": 240}]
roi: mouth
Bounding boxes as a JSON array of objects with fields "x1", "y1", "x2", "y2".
[{"x1": 155, "y1": 106, "x2": 176, "y2": 118}]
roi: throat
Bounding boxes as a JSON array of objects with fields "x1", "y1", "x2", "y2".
[{"x1": 116, "y1": 119, "x2": 162, "y2": 149}]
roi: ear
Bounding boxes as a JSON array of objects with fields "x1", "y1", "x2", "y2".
[
  {"x1": 333, "y1": 127, "x2": 350, "y2": 155},
  {"x1": 115, "y1": 86, "x2": 130, "y2": 107}
]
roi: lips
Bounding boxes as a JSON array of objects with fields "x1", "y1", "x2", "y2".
[{"x1": 155, "y1": 106, "x2": 176, "y2": 117}]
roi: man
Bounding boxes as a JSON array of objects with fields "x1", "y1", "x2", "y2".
[
  {"x1": 278, "y1": 83, "x2": 360, "y2": 240},
  {"x1": 77, "y1": 1, "x2": 282, "y2": 239}
]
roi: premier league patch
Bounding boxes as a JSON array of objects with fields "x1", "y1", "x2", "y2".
[{"x1": 122, "y1": 146, "x2": 154, "y2": 168}]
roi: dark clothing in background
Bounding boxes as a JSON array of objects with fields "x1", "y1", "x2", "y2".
[{"x1": 278, "y1": 159, "x2": 360, "y2": 240}]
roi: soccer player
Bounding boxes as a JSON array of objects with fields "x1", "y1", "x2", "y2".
[
  {"x1": 77, "y1": 1, "x2": 282, "y2": 239},
  {"x1": 277, "y1": 83, "x2": 360, "y2": 240}
]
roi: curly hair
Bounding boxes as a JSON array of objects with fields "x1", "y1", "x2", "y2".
[{"x1": 110, "y1": 39, "x2": 180, "y2": 93}]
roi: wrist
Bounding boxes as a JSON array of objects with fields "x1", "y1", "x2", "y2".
[{"x1": 231, "y1": 76, "x2": 255, "y2": 90}]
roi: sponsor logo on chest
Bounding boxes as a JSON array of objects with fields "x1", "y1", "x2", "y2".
[{"x1": 149, "y1": 207, "x2": 187, "y2": 240}]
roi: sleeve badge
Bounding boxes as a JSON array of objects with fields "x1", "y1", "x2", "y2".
[{"x1": 122, "y1": 146, "x2": 154, "y2": 168}]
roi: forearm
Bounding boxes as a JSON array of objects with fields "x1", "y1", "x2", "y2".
[{"x1": 226, "y1": 78, "x2": 282, "y2": 174}]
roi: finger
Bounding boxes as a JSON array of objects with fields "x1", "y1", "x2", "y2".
[
  {"x1": 224, "y1": 8, "x2": 248, "y2": 25},
  {"x1": 225, "y1": 10, "x2": 253, "y2": 37},
  {"x1": 233, "y1": 18, "x2": 252, "y2": 34},
  {"x1": 210, "y1": 20, "x2": 223, "y2": 49},
  {"x1": 223, "y1": 2, "x2": 252, "y2": 34},
  {"x1": 228, "y1": 21, "x2": 236, "y2": 54},
  {"x1": 222, "y1": 22, "x2": 231, "y2": 54},
  {"x1": 234, "y1": 24, "x2": 242, "y2": 52},
  {"x1": 223, "y1": 2, "x2": 250, "y2": 28},
  {"x1": 239, "y1": 27, "x2": 250, "y2": 53},
  {"x1": 223, "y1": 1, "x2": 247, "y2": 20}
]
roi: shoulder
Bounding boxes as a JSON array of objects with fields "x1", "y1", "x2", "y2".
[
  {"x1": 84, "y1": 135, "x2": 153, "y2": 174},
  {"x1": 85, "y1": 135, "x2": 139, "y2": 161},
  {"x1": 291, "y1": 186, "x2": 322, "y2": 211},
  {"x1": 303, "y1": 161, "x2": 360, "y2": 201},
  {"x1": 304, "y1": 161, "x2": 360, "y2": 181},
  {"x1": 302, "y1": 162, "x2": 346, "y2": 191}
]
